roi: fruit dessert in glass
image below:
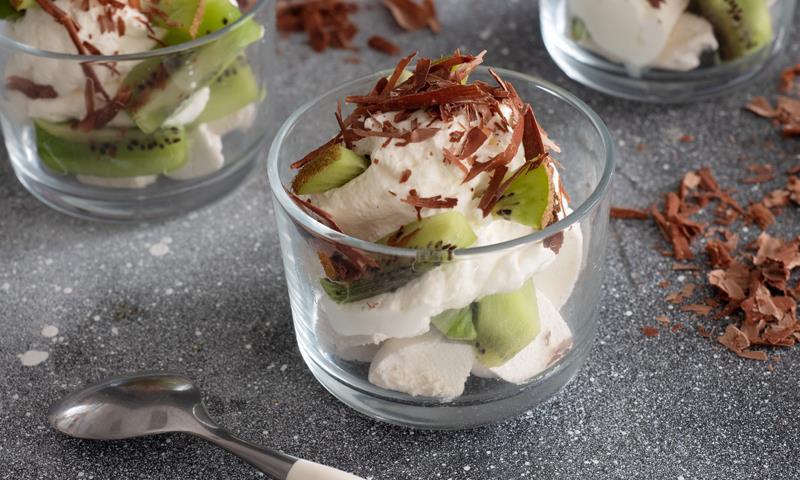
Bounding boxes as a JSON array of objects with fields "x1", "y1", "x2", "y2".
[
  {"x1": 540, "y1": 0, "x2": 797, "y2": 102},
  {"x1": 0, "y1": 0, "x2": 273, "y2": 220},
  {"x1": 269, "y1": 52, "x2": 614, "y2": 428}
]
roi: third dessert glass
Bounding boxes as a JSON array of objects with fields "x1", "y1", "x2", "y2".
[
  {"x1": 0, "y1": 0, "x2": 274, "y2": 221},
  {"x1": 540, "y1": 0, "x2": 798, "y2": 102},
  {"x1": 269, "y1": 52, "x2": 614, "y2": 429}
]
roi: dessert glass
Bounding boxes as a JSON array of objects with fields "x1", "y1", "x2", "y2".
[
  {"x1": 0, "y1": 0, "x2": 275, "y2": 222},
  {"x1": 540, "y1": 0, "x2": 797, "y2": 102},
  {"x1": 268, "y1": 67, "x2": 614, "y2": 429}
]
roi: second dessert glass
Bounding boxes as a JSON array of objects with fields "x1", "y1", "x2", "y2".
[
  {"x1": 540, "y1": 0, "x2": 797, "y2": 102},
  {"x1": 0, "y1": 0, "x2": 275, "y2": 222},
  {"x1": 268, "y1": 67, "x2": 614, "y2": 429}
]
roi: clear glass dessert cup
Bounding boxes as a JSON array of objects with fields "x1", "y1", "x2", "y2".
[
  {"x1": 540, "y1": 0, "x2": 797, "y2": 103},
  {"x1": 268, "y1": 67, "x2": 614, "y2": 429},
  {"x1": 0, "y1": 0, "x2": 275, "y2": 222}
]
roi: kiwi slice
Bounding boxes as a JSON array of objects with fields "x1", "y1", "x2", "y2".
[
  {"x1": 145, "y1": 0, "x2": 242, "y2": 46},
  {"x1": 473, "y1": 280, "x2": 541, "y2": 368},
  {"x1": 36, "y1": 120, "x2": 188, "y2": 177},
  {"x1": 432, "y1": 306, "x2": 477, "y2": 341},
  {"x1": 379, "y1": 211, "x2": 478, "y2": 250},
  {"x1": 291, "y1": 143, "x2": 369, "y2": 195},
  {"x1": 123, "y1": 20, "x2": 263, "y2": 134},
  {"x1": 493, "y1": 163, "x2": 554, "y2": 229},
  {"x1": 193, "y1": 56, "x2": 264, "y2": 126},
  {"x1": 321, "y1": 212, "x2": 478, "y2": 303},
  {"x1": 693, "y1": 0, "x2": 773, "y2": 61},
  {"x1": 0, "y1": 0, "x2": 32, "y2": 18}
]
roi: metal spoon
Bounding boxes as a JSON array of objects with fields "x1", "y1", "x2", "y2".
[{"x1": 48, "y1": 372, "x2": 363, "y2": 479}]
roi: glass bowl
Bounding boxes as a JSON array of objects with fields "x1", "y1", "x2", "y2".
[
  {"x1": 0, "y1": 0, "x2": 275, "y2": 222},
  {"x1": 268, "y1": 67, "x2": 614, "y2": 429},
  {"x1": 540, "y1": 0, "x2": 797, "y2": 102}
]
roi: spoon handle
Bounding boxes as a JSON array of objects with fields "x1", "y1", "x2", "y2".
[
  {"x1": 195, "y1": 426, "x2": 363, "y2": 479},
  {"x1": 195, "y1": 426, "x2": 296, "y2": 479}
]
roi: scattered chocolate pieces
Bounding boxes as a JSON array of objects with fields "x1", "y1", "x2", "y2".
[
  {"x1": 277, "y1": 0, "x2": 359, "y2": 52},
  {"x1": 619, "y1": 157, "x2": 800, "y2": 362},
  {"x1": 640, "y1": 326, "x2": 660, "y2": 337},
  {"x1": 745, "y1": 63, "x2": 800, "y2": 138},
  {"x1": 382, "y1": 0, "x2": 440, "y2": 33},
  {"x1": 367, "y1": 35, "x2": 400, "y2": 55}
]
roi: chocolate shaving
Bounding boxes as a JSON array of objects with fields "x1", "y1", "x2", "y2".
[
  {"x1": 367, "y1": 35, "x2": 400, "y2": 55},
  {"x1": 610, "y1": 207, "x2": 649, "y2": 220},
  {"x1": 399, "y1": 169, "x2": 412, "y2": 183},
  {"x1": 382, "y1": 0, "x2": 440, "y2": 33},
  {"x1": 6, "y1": 76, "x2": 58, "y2": 99},
  {"x1": 401, "y1": 189, "x2": 458, "y2": 210},
  {"x1": 641, "y1": 326, "x2": 660, "y2": 337}
]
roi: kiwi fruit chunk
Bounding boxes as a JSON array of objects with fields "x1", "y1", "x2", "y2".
[
  {"x1": 693, "y1": 0, "x2": 772, "y2": 61},
  {"x1": 292, "y1": 143, "x2": 369, "y2": 195},
  {"x1": 493, "y1": 163, "x2": 554, "y2": 230},
  {"x1": 571, "y1": 17, "x2": 589, "y2": 42},
  {"x1": 321, "y1": 212, "x2": 478, "y2": 303},
  {"x1": 193, "y1": 56, "x2": 264, "y2": 125},
  {"x1": 145, "y1": 0, "x2": 242, "y2": 46},
  {"x1": 36, "y1": 120, "x2": 188, "y2": 177},
  {"x1": 0, "y1": 0, "x2": 31, "y2": 18},
  {"x1": 379, "y1": 211, "x2": 478, "y2": 250},
  {"x1": 123, "y1": 20, "x2": 263, "y2": 134},
  {"x1": 473, "y1": 280, "x2": 541, "y2": 368},
  {"x1": 432, "y1": 307, "x2": 477, "y2": 341}
]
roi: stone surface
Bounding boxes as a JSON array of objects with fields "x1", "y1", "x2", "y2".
[{"x1": 1, "y1": 1, "x2": 799, "y2": 479}]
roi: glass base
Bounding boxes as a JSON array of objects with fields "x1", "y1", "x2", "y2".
[
  {"x1": 296, "y1": 316, "x2": 597, "y2": 430},
  {"x1": 12, "y1": 149, "x2": 262, "y2": 223}
]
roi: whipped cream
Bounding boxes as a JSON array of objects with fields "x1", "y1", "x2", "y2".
[
  {"x1": 314, "y1": 106, "x2": 527, "y2": 242},
  {"x1": 5, "y1": 0, "x2": 159, "y2": 124}
]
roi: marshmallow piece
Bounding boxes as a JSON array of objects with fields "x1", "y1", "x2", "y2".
[
  {"x1": 369, "y1": 330, "x2": 473, "y2": 400},
  {"x1": 315, "y1": 315, "x2": 381, "y2": 363},
  {"x1": 484, "y1": 290, "x2": 573, "y2": 385},
  {"x1": 533, "y1": 224, "x2": 584, "y2": 311},
  {"x1": 569, "y1": 0, "x2": 689, "y2": 66},
  {"x1": 164, "y1": 87, "x2": 211, "y2": 127},
  {"x1": 651, "y1": 13, "x2": 718, "y2": 71},
  {"x1": 207, "y1": 104, "x2": 257, "y2": 137},
  {"x1": 166, "y1": 124, "x2": 225, "y2": 180}
]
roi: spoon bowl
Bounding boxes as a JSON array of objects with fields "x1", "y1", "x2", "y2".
[{"x1": 49, "y1": 373, "x2": 202, "y2": 440}]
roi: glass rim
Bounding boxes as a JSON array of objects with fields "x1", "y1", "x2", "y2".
[
  {"x1": 0, "y1": 0, "x2": 272, "y2": 62},
  {"x1": 267, "y1": 65, "x2": 616, "y2": 259}
]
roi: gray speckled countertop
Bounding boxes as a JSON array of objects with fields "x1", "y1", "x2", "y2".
[{"x1": 2, "y1": 1, "x2": 799, "y2": 479}]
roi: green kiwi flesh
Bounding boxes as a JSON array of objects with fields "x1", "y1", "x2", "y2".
[
  {"x1": 321, "y1": 212, "x2": 478, "y2": 304},
  {"x1": 693, "y1": 0, "x2": 773, "y2": 61},
  {"x1": 493, "y1": 163, "x2": 554, "y2": 229},
  {"x1": 292, "y1": 143, "x2": 369, "y2": 195},
  {"x1": 123, "y1": 19, "x2": 263, "y2": 134},
  {"x1": 379, "y1": 211, "x2": 478, "y2": 250},
  {"x1": 36, "y1": 120, "x2": 188, "y2": 177},
  {"x1": 432, "y1": 306, "x2": 477, "y2": 341},
  {"x1": 193, "y1": 56, "x2": 264, "y2": 125},
  {"x1": 146, "y1": 0, "x2": 243, "y2": 46},
  {"x1": 473, "y1": 280, "x2": 541, "y2": 368}
]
